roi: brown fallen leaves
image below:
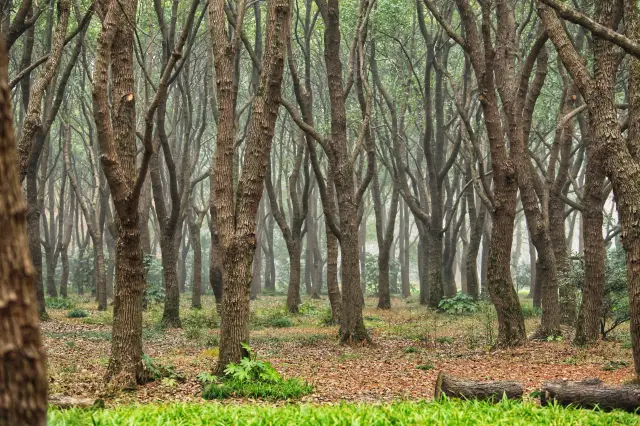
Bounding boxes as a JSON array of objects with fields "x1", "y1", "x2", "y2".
[{"x1": 42, "y1": 296, "x2": 635, "y2": 407}]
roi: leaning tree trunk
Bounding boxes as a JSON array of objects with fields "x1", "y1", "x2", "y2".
[{"x1": 0, "y1": 37, "x2": 48, "y2": 425}]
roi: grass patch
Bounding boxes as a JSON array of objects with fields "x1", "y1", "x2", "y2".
[
  {"x1": 202, "y1": 377, "x2": 312, "y2": 401},
  {"x1": 416, "y1": 364, "x2": 434, "y2": 370},
  {"x1": 251, "y1": 308, "x2": 294, "y2": 328},
  {"x1": 48, "y1": 399, "x2": 640, "y2": 425}
]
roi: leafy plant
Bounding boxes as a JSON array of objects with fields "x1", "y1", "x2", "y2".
[
  {"x1": 438, "y1": 293, "x2": 479, "y2": 315},
  {"x1": 202, "y1": 344, "x2": 311, "y2": 401},
  {"x1": 142, "y1": 354, "x2": 184, "y2": 382},
  {"x1": 46, "y1": 297, "x2": 76, "y2": 310},
  {"x1": 404, "y1": 346, "x2": 418, "y2": 353},
  {"x1": 66, "y1": 308, "x2": 89, "y2": 318},
  {"x1": 416, "y1": 364, "x2": 434, "y2": 370}
]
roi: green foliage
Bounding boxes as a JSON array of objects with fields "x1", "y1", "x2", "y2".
[
  {"x1": 202, "y1": 344, "x2": 311, "y2": 401},
  {"x1": 514, "y1": 262, "x2": 531, "y2": 293},
  {"x1": 66, "y1": 308, "x2": 89, "y2": 318},
  {"x1": 142, "y1": 354, "x2": 184, "y2": 382},
  {"x1": 438, "y1": 293, "x2": 479, "y2": 315},
  {"x1": 49, "y1": 399, "x2": 640, "y2": 425},
  {"x1": 183, "y1": 308, "x2": 220, "y2": 329},
  {"x1": 403, "y1": 346, "x2": 418, "y2": 353},
  {"x1": 416, "y1": 364, "x2": 434, "y2": 371},
  {"x1": 361, "y1": 253, "x2": 400, "y2": 294},
  {"x1": 318, "y1": 307, "x2": 335, "y2": 326},
  {"x1": 521, "y1": 302, "x2": 541, "y2": 319},
  {"x1": 46, "y1": 297, "x2": 76, "y2": 310},
  {"x1": 252, "y1": 308, "x2": 293, "y2": 328},
  {"x1": 569, "y1": 247, "x2": 630, "y2": 338},
  {"x1": 144, "y1": 255, "x2": 165, "y2": 305}
]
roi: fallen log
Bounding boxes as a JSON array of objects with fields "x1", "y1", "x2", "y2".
[
  {"x1": 540, "y1": 378, "x2": 640, "y2": 412},
  {"x1": 433, "y1": 371, "x2": 523, "y2": 401},
  {"x1": 49, "y1": 394, "x2": 104, "y2": 409}
]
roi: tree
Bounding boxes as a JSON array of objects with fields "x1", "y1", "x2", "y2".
[
  {"x1": 0, "y1": 35, "x2": 47, "y2": 426},
  {"x1": 208, "y1": 0, "x2": 292, "y2": 373}
]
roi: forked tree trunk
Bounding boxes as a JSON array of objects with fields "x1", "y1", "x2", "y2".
[
  {"x1": 0, "y1": 37, "x2": 48, "y2": 425},
  {"x1": 210, "y1": 0, "x2": 291, "y2": 373}
]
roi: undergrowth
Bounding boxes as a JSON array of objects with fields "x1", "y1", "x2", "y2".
[{"x1": 48, "y1": 399, "x2": 640, "y2": 425}]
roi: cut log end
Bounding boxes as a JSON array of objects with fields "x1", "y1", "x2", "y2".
[{"x1": 434, "y1": 371, "x2": 523, "y2": 402}]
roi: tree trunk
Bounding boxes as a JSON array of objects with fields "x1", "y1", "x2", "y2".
[
  {"x1": 434, "y1": 371, "x2": 523, "y2": 401},
  {"x1": 286, "y1": 241, "x2": 302, "y2": 313},
  {"x1": 487, "y1": 185, "x2": 527, "y2": 347},
  {"x1": 160, "y1": 235, "x2": 181, "y2": 328},
  {"x1": 541, "y1": 379, "x2": 640, "y2": 412},
  {"x1": 27, "y1": 165, "x2": 46, "y2": 318},
  {"x1": 326, "y1": 212, "x2": 341, "y2": 323},
  {"x1": 189, "y1": 211, "x2": 203, "y2": 309},
  {"x1": 575, "y1": 139, "x2": 606, "y2": 346},
  {"x1": 0, "y1": 38, "x2": 48, "y2": 424}
]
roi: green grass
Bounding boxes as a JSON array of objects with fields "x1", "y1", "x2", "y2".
[
  {"x1": 202, "y1": 377, "x2": 312, "y2": 401},
  {"x1": 48, "y1": 399, "x2": 640, "y2": 425}
]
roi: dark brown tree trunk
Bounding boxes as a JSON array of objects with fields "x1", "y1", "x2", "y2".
[
  {"x1": 209, "y1": 0, "x2": 291, "y2": 372},
  {"x1": 0, "y1": 36, "x2": 48, "y2": 424},
  {"x1": 189, "y1": 208, "x2": 203, "y2": 309},
  {"x1": 434, "y1": 372, "x2": 523, "y2": 401}
]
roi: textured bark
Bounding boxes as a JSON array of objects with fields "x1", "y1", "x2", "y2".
[
  {"x1": 93, "y1": 0, "x2": 149, "y2": 389},
  {"x1": 0, "y1": 36, "x2": 48, "y2": 426},
  {"x1": 188, "y1": 207, "x2": 204, "y2": 309},
  {"x1": 434, "y1": 371, "x2": 523, "y2": 401},
  {"x1": 539, "y1": 0, "x2": 640, "y2": 375},
  {"x1": 465, "y1": 165, "x2": 486, "y2": 300},
  {"x1": 209, "y1": 0, "x2": 291, "y2": 373},
  {"x1": 541, "y1": 378, "x2": 640, "y2": 412}
]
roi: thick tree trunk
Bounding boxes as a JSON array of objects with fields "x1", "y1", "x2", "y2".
[
  {"x1": 487, "y1": 185, "x2": 526, "y2": 347},
  {"x1": 106, "y1": 219, "x2": 145, "y2": 388},
  {"x1": 434, "y1": 371, "x2": 523, "y2": 401},
  {"x1": 286, "y1": 241, "x2": 302, "y2": 313},
  {"x1": 377, "y1": 251, "x2": 391, "y2": 309},
  {"x1": 27, "y1": 168, "x2": 46, "y2": 318},
  {"x1": 189, "y1": 213, "x2": 203, "y2": 309},
  {"x1": 575, "y1": 151, "x2": 606, "y2": 345},
  {"x1": 0, "y1": 39, "x2": 48, "y2": 424},
  {"x1": 326, "y1": 219, "x2": 341, "y2": 323},
  {"x1": 160, "y1": 236, "x2": 181, "y2": 328}
]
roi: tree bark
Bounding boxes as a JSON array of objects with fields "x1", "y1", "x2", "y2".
[
  {"x1": 0, "y1": 36, "x2": 48, "y2": 425},
  {"x1": 541, "y1": 379, "x2": 640, "y2": 412},
  {"x1": 434, "y1": 371, "x2": 523, "y2": 401}
]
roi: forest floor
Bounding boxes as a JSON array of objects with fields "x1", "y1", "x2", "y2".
[{"x1": 43, "y1": 294, "x2": 634, "y2": 407}]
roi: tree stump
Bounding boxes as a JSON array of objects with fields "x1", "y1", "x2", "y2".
[
  {"x1": 541, "y1": 378, "x2": 640, "y2": 412},
  {"x1": 433, "y1": 371, "x2": 523, "y2": 401}
]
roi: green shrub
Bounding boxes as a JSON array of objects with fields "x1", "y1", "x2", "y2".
[
  {"x1": 438, "y1": 293, "x2": 479, "y2": 315},
  {"x1": 521, "y1": 303, "x2": 541, "y2": 319},
  {"x1": 46, "y1": 297, "x2": 76, "y2": 310},
  {"x1": 66, "y1": 308, "x2": 89, "y2": 318},
  {"x1": 404, "y1": 346, "x2": 418, "y2": 353},
  {"x1": 183, "y1": 309, "x2": 219, "y2": 329},
  {"x1": 318, "y1": 308, "x2": 335, "y2": 326},
  {"x1": 253, "y1": 309, "x2": 293, "y2": 328},
  {"x1": 202, "y1": 344, "x2": 311, "y2": 401},
  {"x1": 144, "y1": 255, "x2": 165, "y2": 305},
  {"x1": 569, "y1": 247, "x2": 630, "y2": 338}
]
